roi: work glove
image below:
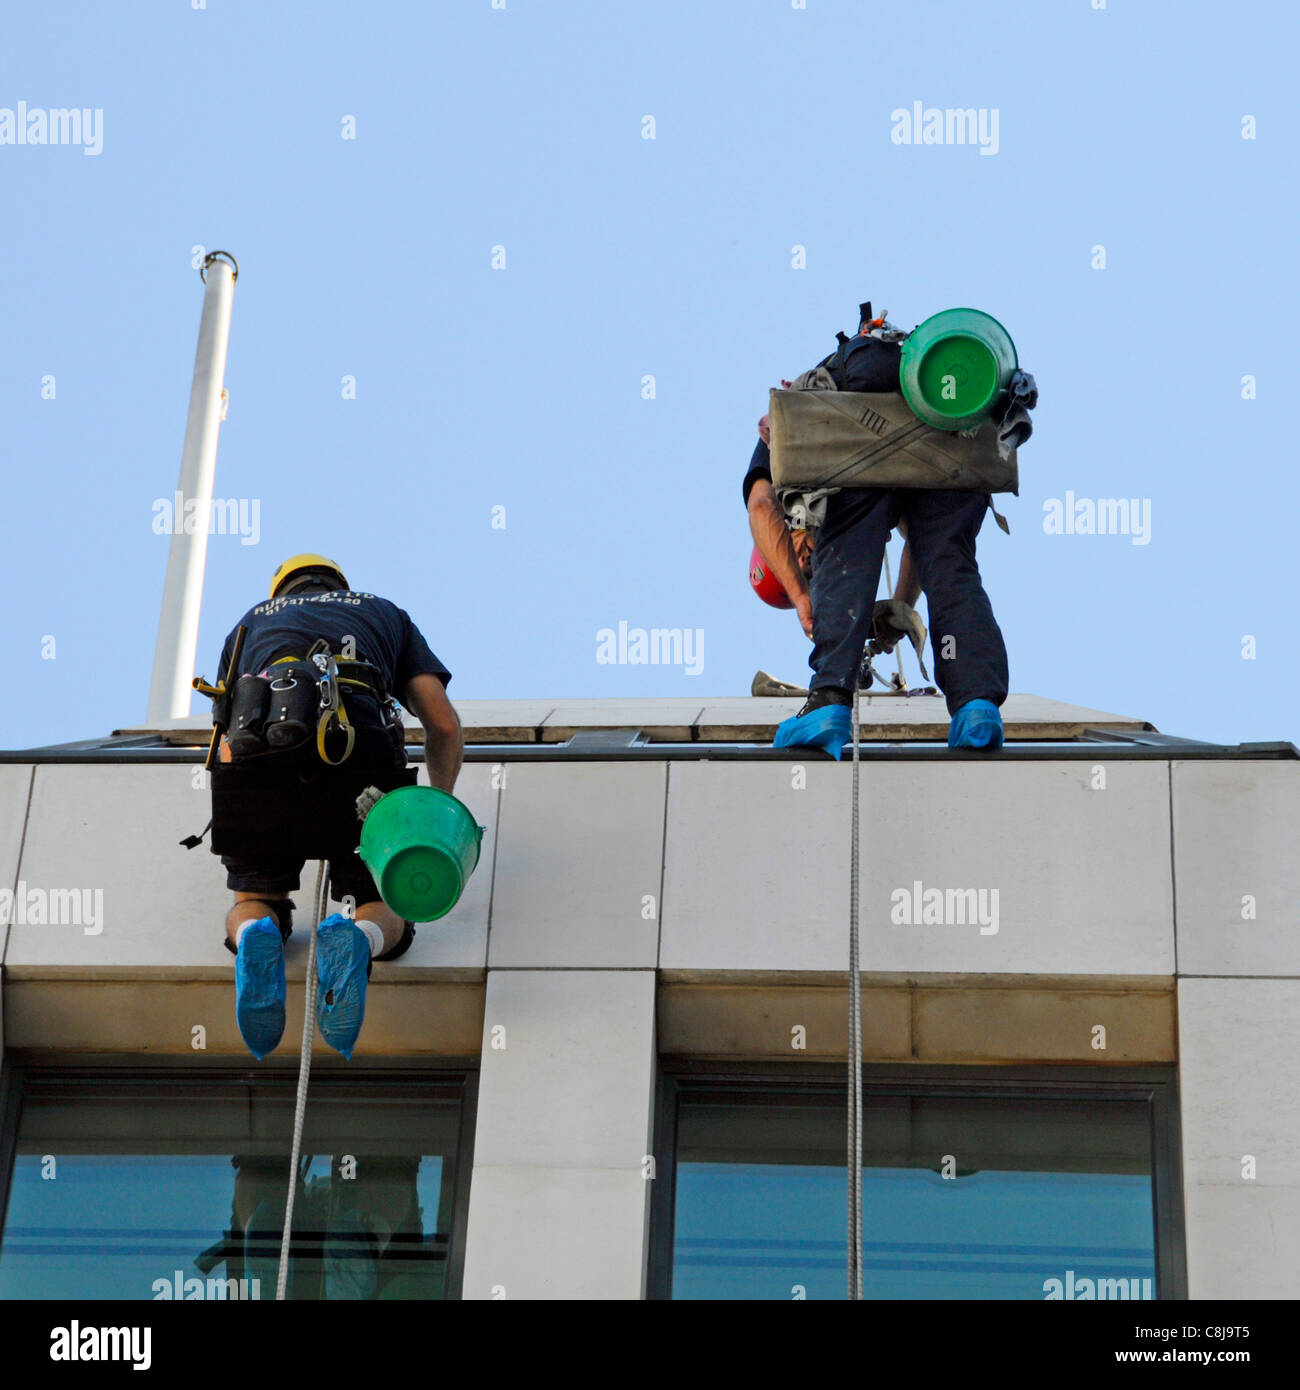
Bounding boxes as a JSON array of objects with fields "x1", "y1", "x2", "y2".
[
  {"x1": 993, "y1": 368, "x2": 1038, "y2": 451},
  {"x1": 868, "y1": 599, "x2": 931, "y2": 680}
]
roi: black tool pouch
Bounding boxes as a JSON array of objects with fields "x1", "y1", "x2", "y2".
[
  {"x1": 263, "y1": 661, "x2": 319, "y2": 751},
  {"x1": 226, "y1": 674, "x2": 273, "y2": 758}
]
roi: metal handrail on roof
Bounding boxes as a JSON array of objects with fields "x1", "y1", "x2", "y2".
[{"x1": 1, "y1": 729, "x2": 1295, "y2": 763}]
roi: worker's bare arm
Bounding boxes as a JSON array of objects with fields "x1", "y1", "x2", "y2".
[
  {"x1": 747, "y1": 478, "x2": 814, "y2": 638},
  {"x1": 894, "y1": 540, "x2": 922, "y2": 608},
  {"x1": 402, "y1": 672, "x2": 463, "y2": 792}
]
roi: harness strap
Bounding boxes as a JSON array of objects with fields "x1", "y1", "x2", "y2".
[
  {"x1": 986, "y1": 494, "x2": 1011, "y2": 535},
  {"x1": 310, "y1": 652, "x2": 357, "y2": 767},
  {"x1": 315, "y1": 697, "x2": 356, "y2": 766},
  {"x1": 179, "y1": 817, "x2": 212, "y2": 850},
  {"x1": 269, "y1": 651, "x2": 384, "y2": 767}
]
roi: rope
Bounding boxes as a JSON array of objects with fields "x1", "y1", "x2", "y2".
[
  {"x1": 275, "y1": 858, "x2": 329, "y2": 1301},
  {"x1": 847, "y1": 673, "x2": 864, "y2": 1300},
  {"x1": 846, "y1": 539, "x2": 900, "y2": 1295}
]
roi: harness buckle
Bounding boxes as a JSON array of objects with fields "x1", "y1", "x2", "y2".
[{"x1": 312, "y1": 653, "x2": 355, "y2": 765}]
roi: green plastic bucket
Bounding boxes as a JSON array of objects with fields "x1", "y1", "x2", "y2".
[
  {"x1": 900, "y1": 308, "x2": 1018, "y2": 431},
  {"x1": 358, "y1": 785, "x2": 484, "y2": 922}
]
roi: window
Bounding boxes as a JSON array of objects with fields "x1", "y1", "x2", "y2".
[
  {"x1": 651, "y1": 1067, "x2": 1184, "y2": 1301},
  {"x1": 0, "y1": 1069, "x2": 475, "y2": 1301}
]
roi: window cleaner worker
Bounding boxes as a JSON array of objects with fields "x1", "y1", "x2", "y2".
[
  {"x1": 746, "y1": 403, "x2": 924, "y2": 644},
  {"x1": 743, "y1": 310, "x2": 1009, "y2": 758},
  {"x1": 209, "y1": 554, "x2": 463, "y2": 1061}
]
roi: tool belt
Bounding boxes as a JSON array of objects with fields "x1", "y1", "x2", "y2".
[{"x1": 221, "y1": 641, "x2": 399, "y2": 769}]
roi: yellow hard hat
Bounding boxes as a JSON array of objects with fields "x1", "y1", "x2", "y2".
[{"x1": 269, "y1": 553, "x2": 349, "y2": 599}]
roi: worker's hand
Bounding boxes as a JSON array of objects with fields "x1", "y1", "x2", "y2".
[
  {"x1": 871, "y1": 607, "x2": 901, "y2": 654},
  {"x1": 758, "y1": 383, "x2": 794, "y2": 445},
  {"x1": 871, "y1": 599, "x2": 925, "y2": 657},
  {"x1": 794, "y1": 592, "x2": 813, "y2": 639},
  {"x1": 791, "y1": 529, "x2": 813, "y2": 575}
]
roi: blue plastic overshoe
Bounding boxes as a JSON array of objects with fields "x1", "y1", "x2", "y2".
[
  {"x1": 235, "y1": 918, "x2": 287, "y2": 1060},
  {"x1": 315, "y1": 914, "x2": 371, "y2": 1060},
  {"x1": 774, "y1": 703, "x2": 853, "y2": 760},
  {"x1": 948, "y1": 698, "x2": 1004, "y2": 750}
]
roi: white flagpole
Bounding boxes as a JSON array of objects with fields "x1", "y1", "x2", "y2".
[{"x1": 146, "y1": 251, "x2": 238, "y2": 724}]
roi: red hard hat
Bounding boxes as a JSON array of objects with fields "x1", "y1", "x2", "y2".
[{"x1": 749, "y1": 546, "x2": 794, "y2": 609}]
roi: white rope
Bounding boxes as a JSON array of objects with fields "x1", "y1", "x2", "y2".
[
  {"x1": 275, "y1": 858, "x2": 328, "y2": 1301},
  {"x1": 847, "y1": 676, "x2": 864, "y2": 1300},
  {"x1": 845, "y1": 541, "x2": 901, "y2": 1295}
]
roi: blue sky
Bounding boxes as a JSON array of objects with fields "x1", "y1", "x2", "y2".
[{"x1": 1, "y1": 0, "x2": 1295, "y2": 749}]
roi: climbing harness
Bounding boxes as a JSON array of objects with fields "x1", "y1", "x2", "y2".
[
  {"x1": 276, "y1": 857, "x2": 329, "y2": 1301},
  {"x1": 311, "y1": 651, "x2": 356, "y2": 766},
  {"x1": 194, "y1": 637, "x2": 398, "y2": 770}
]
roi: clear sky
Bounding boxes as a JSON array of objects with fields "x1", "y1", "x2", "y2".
[{"x1": 2, "y1": 0, "x2": 1295, "y2": 749}]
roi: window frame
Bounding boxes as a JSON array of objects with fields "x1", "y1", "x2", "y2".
[
  {"x1": 647, "y1": 1060, "x2": 1186, "y2": 1301},
  {"x1": 0, "y1": 1057, "x2": 479, "y2": 1301}
]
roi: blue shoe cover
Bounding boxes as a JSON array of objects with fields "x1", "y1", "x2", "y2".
[
  {"x1": 235, "y1": 918, "x2": 286, "y2": 1060},
  {"x1": 315, "y1": 914, "x2": 370, "y2": 1060},
  {"x1": 948, "y1": 698, "x2": 1004, "y2": 750},
  {"x1": 774, "y1": 703, "x2": 853, "y2": 760}
]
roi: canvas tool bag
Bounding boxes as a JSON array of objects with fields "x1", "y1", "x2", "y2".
[{"x1": 768, "y1": 387, "x2": 1019, "y2": 496}]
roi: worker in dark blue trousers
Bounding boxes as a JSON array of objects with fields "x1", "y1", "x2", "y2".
[{"x1": 745, "y1": 403, "x2": 1009, "y2": 757}]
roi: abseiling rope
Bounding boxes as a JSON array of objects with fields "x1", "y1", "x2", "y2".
[
  {"x1": 848, "y1": 678, "x2": 864, "y2": 1300},
  {"x1": 276, "y1": 858, "x2": 329, "y2": 1301}
]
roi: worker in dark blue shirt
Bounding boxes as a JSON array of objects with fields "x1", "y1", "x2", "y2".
[
  {"x1": 745, "y1": 311, "x2": 1009, "y2": 758},
  {"x1": 210, "y1": 553, "x2": 463, "y2": 1062}
]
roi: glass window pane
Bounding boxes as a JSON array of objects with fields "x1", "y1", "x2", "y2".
[
  {"x1": 671, "y1": 1088, "x2": 1158, "y2": 1301},
  {"x1": 0, "y1": 1078, "x2": 464, "y2": 1301}
]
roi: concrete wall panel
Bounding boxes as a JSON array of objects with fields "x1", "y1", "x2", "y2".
[
  {"x1": 662, "y1": 761, "x2": 1174, "y2": 976},
  {"x1": 489, "y1": 763, "x2": 665, "y2": 967},
  {"x1": 1172, "y1": 761, "x2": 1300, "y2": 976},
  {"x1": 1178, "y1": 977, "x2": 1300, "y2": 1298},
  {"x1": 462, "y1": 970, "x2": 655, "y2": 1299}
]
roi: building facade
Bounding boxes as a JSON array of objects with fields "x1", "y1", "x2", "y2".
[{"x1": 0, "y1": 694, "x2": 1296, "y2": 1300}]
